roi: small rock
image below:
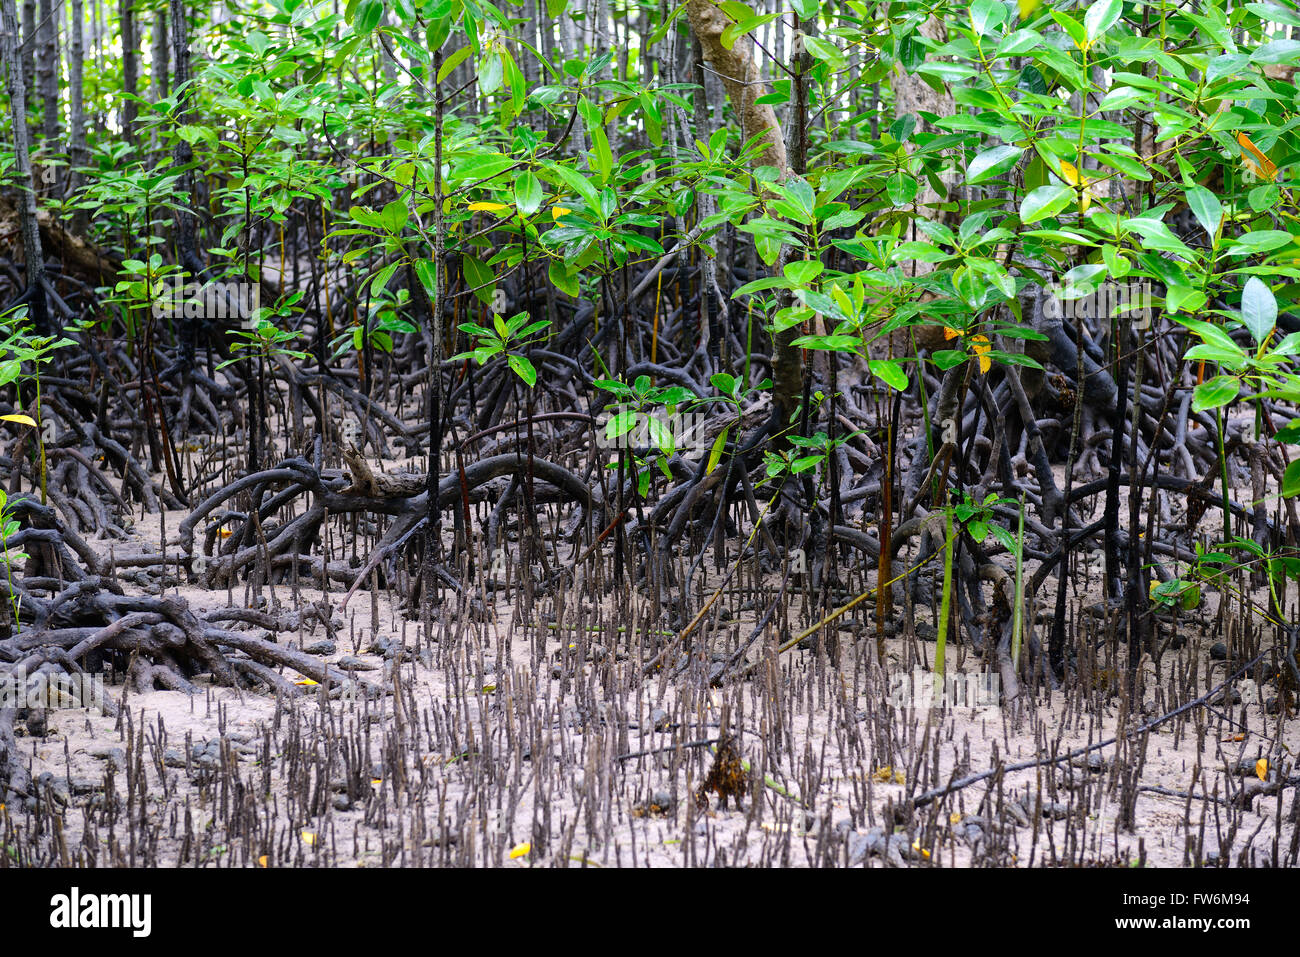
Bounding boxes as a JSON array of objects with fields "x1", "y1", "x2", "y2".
[
  {"x1": 1042, "y1": 801, "x2": 1071, "y2": 820},
  {"x1": 332, "y1": 794, "x2": 352, "y2": 811},
  {"x1": 1209, "y1": 642, "x2": 1228, "y2": 661},
  {"x1": 24, "y1": 713, "x2": 47, "y2": 737},
  {"x1": 162, "y1": 747, "x2": 187, "y2": 768},
  {"x1": 1006, "y1": 800, "x2": 1031, "y2": 828},
  {"x1": 336, "y1": 655, "x2": 378, "y2": 671},
  {"x1": 847, "y1": 827, "x2": 910, "y2": 867},
  {"x1": 1071, "y1": 752, "x2": 1110, "y2": 773},
  {"x1": 651, "y1": 790, "x2": 675, "y2": 813},
  {"x1": 303, "y1": 640, "x2": 336, "y2": 656},
  {"x1": 649, "y1": 708, "x2": 671, "y2": 732},
  {"x1": 87, "y1": 745, "x2": 127, "y2": 770},
  {"x1": 67, "y1": 776, "x2": 103, "y2": 795},
  {"x1": 956, "y1": 821, "x2": 986, "y2": 847}
]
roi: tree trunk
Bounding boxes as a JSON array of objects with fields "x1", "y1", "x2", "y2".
[
  {"x1": 68, "y1": 0, "x2": 89, "y2": 233},
  {"x1": 36, "y1": 0, "x2": 58, "y2": 169},
  {"x1": 151, "y1": 7, "x2": 169, "y2": 100},
  {"x1": 120, "y1": 0, "x2": 137, "y2": 145},
  {"x1": 1, "y1": 0, "x2": 49, "y2": 330},
  {"x1": 686, "y1": 0, "x2": 801, "y2": 435}
]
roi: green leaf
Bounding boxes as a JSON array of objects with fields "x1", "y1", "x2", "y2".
[
  {"x1": 1240, "y1": 276, "x2": 1277, "y2": 345},
  {"x1": 514, "y1": 171, "x2": 543, "y2": 216},
  {"x1": 711, "y1": 372, "x2": 737, "y2": 396},
  {"x1": 1020, "y1": 184, "x2": 1074, "y2": 223},
  {"x1": 549, "y1": 259, "x2": 579, "y2": 297},
  {"x1": 869, "y1": 359, "x2": 908, "y2": 391},
  {"x1": 886, "y1": 171, "x2": 918, "y2": 206},
  {"x1": 462, "y1": 255, "x2": 495, "y2": 305},
  {"x1": 508, "y1": 354, "x2": 537, "y2": 387},
  {"x1": 783, "y1": 259, "x2": 823, "y2": 285},
  {"x1": 607, "y1": 408, "x2": 637, "y2": 440},
  {"x1": 1084, "y1": 0, "x2": 1123, "y2": 41},
  {"x1": 1185, "y1": 184, "x2": 1222, "y2": 240},
  {"x1": 1283, "y1": 459, "x2": 1300, "y2": 498},
  {"x1": 354, "y1": 0, "x2": 383, "y2": 33},
  {"x1": 803, "y1": 35, "x2": 846, "y2": 70},
  {"x1": 545, "y1": 161, "x2": 602, "y2": 212},
  {"x1": 1192, "y1": 375, "x2": 1240, "y2": 412},
  {"x1": 966, "y1": 145, "x2": 1022, "y2": 185},
  {"x1": 1273, "y1": 419, "x2": 1300, "y2": 444},
  {"x1": 970, "y1": 0, "x2": 1007, "y2": 36},
  {"x1": 707, "y1": 427, "x2": 729, "y2": 475},
  {"x1": 414, "y1": 260, "x2": 438, "y2": 298}
]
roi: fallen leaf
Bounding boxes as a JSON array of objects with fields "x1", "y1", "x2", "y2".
[
  {"x1": 0, "y1": 414, "x2": 36, "y2": 427},
  {"x1": 509, "y1": 841, "x2": 531, "y2": 859},
  {"x1": 301, "y1": 831, "x2": 317, "y2": 846},
  {"x1": 257, "y1": 855, "x2": 268, "y2": 868},
  {"x1": 1255, "y1": 758, "x2": 1268, "y2": 781},
  {"x1": 294, "y1": 677, "x2": 319, "y2": 686}
]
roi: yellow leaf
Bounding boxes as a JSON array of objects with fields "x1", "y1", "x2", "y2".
[
  {"x1": 301, "y1": 831, "x2": 317, "y2": 846},
  {"x1": 509, "y1": 841, "x2": 531, "y2": 859},
  {"x1": 943, "y1": 326, "x2": 962, "y2": 340},
  {"x1": 0, "y1": 414, "x2": 37, "y2": 427},
  {"x1": 949, "y1": 812, "x2": 963, "y2": 825},
  {"x1": 1017, "y1": 0, "x2": 1041, "y2": 19},
  {"x1": 552, "y1": 206, "x2": 572, "y2": 220},
  {"x1": 1255, "y1": 758, "x2": 1268, "y2": 781},
  {"x1": 1059, "y1": 162, "x2": 1096, "y2": 212},
  {"x1": 971, "y1": 334, "x2": 991, "y2": 374},
  {"x1": 1236, "y1": 132, "x2": 1277, "y2": 182},
  {"x1": 257, "y1": 855, "x2": 268, "y2": 868},
  {"x1": 295, "y1": 677, "x2": 319, "y2": 686},
  {"x1": 912, "y1": 841, "x2": 931, "y2": 859},
  {"x1": 468, "y1": 201, "x2": 509, "y2": 212}
]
